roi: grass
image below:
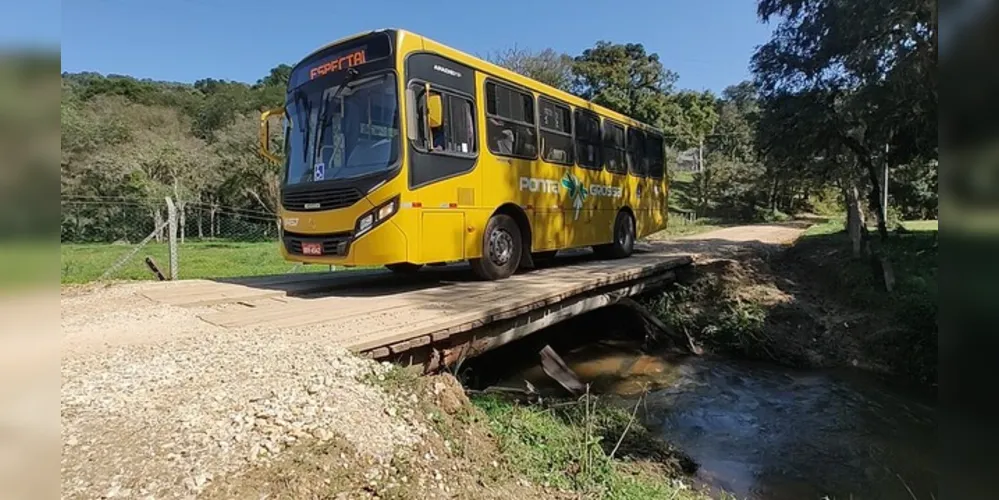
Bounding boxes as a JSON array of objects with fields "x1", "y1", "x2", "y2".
[
  {"x1": 471, "y1": 393, "x2": 706, "y2": 499},
  {"x1": 901, "y1": 220, "x2": 938, "y2": 232},
  {"x1": 668, "y1": 171, "x2": 696, "y2": 212},
  {"x1": 60, "y1": 240, "x2": 328, "y2": 284},
  {"x1": 791, "y1": 219, "x2": 938, "y2": 385},
  {"x1": 805, "y1": 217, "x2": 939, "y2": 236}
]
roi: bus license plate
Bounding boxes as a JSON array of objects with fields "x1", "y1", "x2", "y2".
[{"x1": 302, "y1": 242, "x2": 322, "y2": 255}]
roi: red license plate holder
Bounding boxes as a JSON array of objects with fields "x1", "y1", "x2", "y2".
[{"x1": 301, "y1": 242, "x2": 323, "y2": 255}]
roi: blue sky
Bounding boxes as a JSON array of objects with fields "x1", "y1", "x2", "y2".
[
  {"x1": 1, "y1": 0, "x2": 59, "y2": 49},
  {"x1": 59, "y1": 0, "x2": 773, "y2": 93}
]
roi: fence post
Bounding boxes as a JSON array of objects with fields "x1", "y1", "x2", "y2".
[{"x1": 165, "y1": 197, "x2": 179, "y2": 280}]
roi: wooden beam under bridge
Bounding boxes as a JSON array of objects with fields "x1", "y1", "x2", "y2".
[{"x1": 377, "y1": 268, "x2": 683, "y2": 373}]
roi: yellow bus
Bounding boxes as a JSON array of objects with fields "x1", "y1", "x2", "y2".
[{"x1": 260, "y1": 28, "x2": 669, "y2": 280}]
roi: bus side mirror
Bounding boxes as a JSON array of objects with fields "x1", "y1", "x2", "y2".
[
  {"x1": 405, "y1": 88, "x2": 419, "y2": 141},
  {"x1": 259, "y1": 107, "x2": 285, "y2": 164},
  {"x1": 427, "y1": 94, "x2": 443, "y2": 128}
]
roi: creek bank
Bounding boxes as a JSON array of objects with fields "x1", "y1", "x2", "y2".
[
  {"x1": 202, "y1": 366, "x2": 708, "y2": 500},
  {"x1": 642, "y1": 222, "x2": 938, "y2": 393}
]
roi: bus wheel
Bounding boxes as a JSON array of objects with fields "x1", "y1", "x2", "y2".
[
  {"x1": 597, "y1": 211, "x2": 635, "y2": 259},
  {"x1": 470, "y1": 214, "x2": 522, "y2": 280},
  {"x1": 386, "y1": 262, "x2": 424, "y2": 273}
]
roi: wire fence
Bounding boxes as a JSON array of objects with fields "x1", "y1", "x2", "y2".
[
  {"x1": 61, "y1": 191, "x2": 699, "y2": 284},
  {"x1": 61, "y1": 196, "x2": 280, "y2": 244},
  {"x1": 60, "y1": 196, "x2": 307, "y2": 284}
]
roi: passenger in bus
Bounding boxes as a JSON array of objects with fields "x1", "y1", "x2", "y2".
[
  {"x1": 497, "y1": 129, "x2": 514, "y2": 155},
  {"x1": 521, "y1": 127, "x2": 537, "y2": 157},
  {"x1": 432, "y1": 123, "x2": 446, "y2": 151}
]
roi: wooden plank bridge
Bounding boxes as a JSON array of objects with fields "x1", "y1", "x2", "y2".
[{"x1": 138, "y1": 246, "x2": 692, "y2": 370}]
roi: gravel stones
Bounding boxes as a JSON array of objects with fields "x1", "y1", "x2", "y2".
[{"x1": 61, "y1": 284, "x2": 426, "y2": 499}]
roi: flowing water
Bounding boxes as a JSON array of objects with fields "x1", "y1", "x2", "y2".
[{"x1": 478, "y1": 341, "x2": 937, "y2": 499}]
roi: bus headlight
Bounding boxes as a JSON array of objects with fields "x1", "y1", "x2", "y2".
[
  {"x1": 377, "y1": 199, "x2": 396, "y2": 220},
  {"x1": 357, "y1": 214, "x2": 374, "y2": 234},
  {"x1": 354, "y1": 195, "x2": 400, "y2": 237}
]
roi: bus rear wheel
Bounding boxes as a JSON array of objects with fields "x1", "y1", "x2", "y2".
[
  {"x1": 386, "y1": 262, "x2": 423, "y2": 273},
  {"x1": 595, "y1": 211, "x2": 635, "y2": 259},
  {"x1": 470, "y1": 214, "x2": 522, "y2": 280}
]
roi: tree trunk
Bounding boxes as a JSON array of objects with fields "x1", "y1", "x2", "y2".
[
  {"x1": 836, "y1": 130, "x2": 896, "y2": 292},
  {"x1": 75, "y1": 204, "x2": 82, "y2": 240},
  {"x1": 197, "y1": 205, "x2": 204, "y2": 239},
  {"x1": 865, "y1": 163, "x2": 890, "y2": 241},
  {"x1": 153, "y1": 208, "x2": 164, "y2": 243},
  {"x1": 864, "y1": 165, "x2": 895, "y2": 292},
  {"x1": 844, "y1": 182, "x2": 865, "y2": 258},
  {"x1": 770, "y1": 176, "x2": 780, "y2": 213},
  {"x1": 210, "y1": 205, "x2": 217, "y2": 238}
]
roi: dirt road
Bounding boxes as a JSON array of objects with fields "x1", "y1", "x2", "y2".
[
  {"x1": 59, "y1": 222, "x2": 809, "y2": 499},
  {"x1": 643, "y1": 221, "x2": 810, "y2": 259}
]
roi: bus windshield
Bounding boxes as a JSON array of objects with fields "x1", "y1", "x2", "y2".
[{"x1": 284, "y1": 72, "x2": 400, "y2": 185}]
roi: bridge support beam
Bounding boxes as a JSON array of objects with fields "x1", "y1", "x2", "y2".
[{"x1": 402, "y1": 271, "x2": 677, "y2": 373}]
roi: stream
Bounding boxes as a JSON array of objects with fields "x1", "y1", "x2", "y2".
[{"x1": 472, "y1": 338, "x2": 937, "y2": 499}]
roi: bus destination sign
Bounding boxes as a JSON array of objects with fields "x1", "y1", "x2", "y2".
[
  {"x1": 308, "y1": 48, "x2": 367, "y2": 80},
  {"x1": 289, "y1": 34, "x2": 393, "y2": 90}
]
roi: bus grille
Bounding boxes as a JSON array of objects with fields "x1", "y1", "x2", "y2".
[
  {"x1": 282, "y1": 187, "x2": 363, "y2": 212},
  {"x1": 283, "y1": 231, "x2": 353, "y2": 257}
]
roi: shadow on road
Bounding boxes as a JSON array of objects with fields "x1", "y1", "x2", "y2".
[{"x1": 204, "y1": 221, "x2": 813, "y2": 300}]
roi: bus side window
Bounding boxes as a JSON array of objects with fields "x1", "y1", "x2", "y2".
[
  {"x1": 646, "y1": 132, "x2": 665, "y2": 179},
  {"x1": 447, "y1": 95, "x2": 475, "y2": 154},
  {"x1": 485, "y1": 81, "x2": 537, "y2": 159},
  {"x1": 409, "y1": 84, "x2": 476, "y2": 156},
  {"x1": 627, "y1": 127, "x2": 647, "y2": 177}
]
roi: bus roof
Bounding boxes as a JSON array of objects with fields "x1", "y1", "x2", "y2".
[{"x1": 296, "y1": 28, "x2": 665, "y2": 135}]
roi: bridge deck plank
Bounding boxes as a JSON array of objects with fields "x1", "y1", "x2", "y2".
[{"x1": 139, "y1": 252, "x2": 692, "y2": 355}]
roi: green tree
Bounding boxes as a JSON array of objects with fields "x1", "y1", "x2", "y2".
[
  {"x1": 752, "y1": 0, "x2": 937, "y2": 290},
  {"x1": 487, "y1": 47, "x2": 575, "y2": 93},
  {"x1": 571, "y1": 41, "x2": 717, "y2": 151},
  {"x1": 752, "y1": 0, "x2": 937, "y2": 239},
  {"x1": 256, "y1": 64, "x2": 292, "y2": 88},
  {"x1": 571, "y1": 41, "x2": 677, "y2": 126}
]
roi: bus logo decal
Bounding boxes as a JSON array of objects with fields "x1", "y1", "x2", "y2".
[
  {"x1": 433, "y1": 64, "x2": 462, "y2": 78},
  {"x1": 519, "y1": 177, "x2": 559, "y2": 194},
  {"x1": 314, "y1": 162, "x2": 325, "y2": 182},
  {"x1": 590, "y1": 185, "x2": 623, "y2": 198},
  {"x1": 561, "y1": 173, "x2": 589, "y2": 221}
]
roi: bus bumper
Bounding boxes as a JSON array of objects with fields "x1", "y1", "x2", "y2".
[{"x1": 280, "y1": 219, "x2": 409, "y2": 267}]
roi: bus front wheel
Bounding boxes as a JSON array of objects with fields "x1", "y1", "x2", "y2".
[{"x1": 470, "y1": 214, "x2": 522, "y2": 280}]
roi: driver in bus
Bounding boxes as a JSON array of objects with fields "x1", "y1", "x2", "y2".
[{"x1": 432, "y1": 123, "x2": 446, "y2": 151}]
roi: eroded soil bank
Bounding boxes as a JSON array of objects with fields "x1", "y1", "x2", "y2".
[{"x1": 644, "y1": 221, "x2": 938, "y2": 393}]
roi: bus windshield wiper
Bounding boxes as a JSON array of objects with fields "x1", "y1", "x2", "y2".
[
  {"x1": 314, "y1": 68, "x2": 360, "y2": 163},
  {"x1": 291, "y1": 88, "x2": 312, "y2": 164}
]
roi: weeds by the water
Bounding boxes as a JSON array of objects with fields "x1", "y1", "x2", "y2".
[
  {"x1": 643, "y1": 267, "x2": 783, "y2": 364},
  {"x1": 643, "y1": 218, "x2": 938, "y2": 390},
  {"x1": 471, "y1": 391, "x2": 704, "y2": 499}
]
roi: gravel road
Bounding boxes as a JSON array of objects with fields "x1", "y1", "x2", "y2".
[
  {"x1": 60, "y1": 222, "x2": 809, "y2": 499},
  {"x1": 61, "y1": 283, "x2": 426, "y2": 499}
]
